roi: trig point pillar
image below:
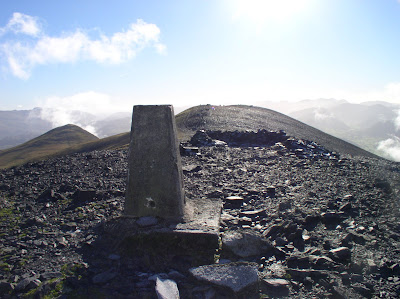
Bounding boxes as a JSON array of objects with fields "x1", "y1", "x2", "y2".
[{"x1": 125, "y1": 105, "x2": 185, "y2": 221}]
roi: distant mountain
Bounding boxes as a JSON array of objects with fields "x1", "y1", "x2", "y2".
[
  {"x1": 285, "y1": 100, "x2": 400, "y2": 158},
  {"x1": 0, "y1": 108, "x2": 53, "y2": 149},
  {"x1": 0, "y1": 124, "x2": 98, "y2": 168},
  {"x1": 0, "y1": 108, "x2": 132, "y2": 149},
  {"x1": 256, "y1": 98, "x2": 349, "y2": 114},
  {"x1": 361, "y1": 101, "x2": 400, "y2": 108},
  {"x1": 93, "y1": 112, "x2": 131, "y2": 138}
]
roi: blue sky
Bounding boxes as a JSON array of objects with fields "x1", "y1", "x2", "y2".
[{"x1": 1, "y1": 0, "x2": 400, "y2": 112}]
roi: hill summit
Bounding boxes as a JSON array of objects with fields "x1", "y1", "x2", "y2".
[
  {"x1": 0, "y1": 124, "x2": 98, "y2": 168},
  {"x1": 176, "y1": 105, "x2": 377, "y2": 158}
]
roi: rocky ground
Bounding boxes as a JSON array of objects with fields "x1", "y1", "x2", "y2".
[{"x1": 1, "y1": 130, "x2": 400, "y2": 298}]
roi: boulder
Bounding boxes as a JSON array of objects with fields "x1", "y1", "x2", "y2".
[
  {"x1": 222, "y1": 229, "x2": 272, "y2": 257},
  {"x1": 189, "y1": 262, "x2": 259, "y2": 294},
  {"x1": 329, "y1": 247, "x2": 351, "y2": 263},
  {"x1": 155, "y1": 277, "x2": 180, "y2": 299},
  {"x1": 92, "y1": 271, "x2": 117, "y2": 284},
  {"x1": 261, "y1": 278, "x2": 290, "y2": 297}
]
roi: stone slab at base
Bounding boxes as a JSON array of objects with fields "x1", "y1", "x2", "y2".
[
  {"x1": 189, "y1": 262, "x2": 259, "y2": 298},
  {"x1": 104, "y1": 198, "x2": 222, "y2": 272}
]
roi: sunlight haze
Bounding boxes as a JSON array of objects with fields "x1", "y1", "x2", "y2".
[{"x1": 1, "y1": 0, "x2": 400, "y2": 111}]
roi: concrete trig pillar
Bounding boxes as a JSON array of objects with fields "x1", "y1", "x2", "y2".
[{"x1": 125, "y1": 105, "x2": 185, "y2": 221}]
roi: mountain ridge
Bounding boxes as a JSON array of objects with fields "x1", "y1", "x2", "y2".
[{"x1": 0, "y1": 105, "x2": 380, "y2": 168}]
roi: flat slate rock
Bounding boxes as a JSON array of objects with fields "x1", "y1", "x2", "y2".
[
  {"x1": 222, "y1": 229, "x2": 272, "y2": 257},
  {"x1": 189, "y1": 262, "x2": 258, "y2": 293}
]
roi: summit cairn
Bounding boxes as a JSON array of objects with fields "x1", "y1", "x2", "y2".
[{"x1": 125, "y1": 105, "x2": 185, "y2": 220}]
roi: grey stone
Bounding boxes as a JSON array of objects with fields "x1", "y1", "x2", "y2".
[
  {"x1": 274, "y1": 236, "x2": 288, "y2": 246},
  {"x1": 111, "y1": 198, "x2": 222, "y2": 270},
  {"x1": 278, "y1": 201, "x2": 291, "y2": 211},
  {"x1": 286, "y1": 269, "x2": 329, "y2": 281},
  {"x1": 108, "y1": 254, "x2": 121, "y2": 261},
  {"x1": 149, "y1": 273, "x2": 168, "y2": 282},
  {"x1": 190, "y1": 130, "x2": 214, "y2": 146},
  {"x1": 226, "y1": 196, "x2": 244, "y2": 201},
  {"x1": 136, "y1": 216, "x2": 158, "y2": 227},
  {"x1": 353, "y1": 283, "x2": 373, "y2": 297},
  {"x1": 366, "y1": 259, "x2": 377, "y2": 273},
  {"x1": 72, "y1": 189, "x2": 98, "y2": 203},
  {"x1": 261, "y1": 278, "x2": 290, "y2": 296},
  {"x1": 222, "y1": 230, "x2": 272, "y2": 257},
  {"x1": 155, "y1": 277, "x2": 180, "y2": 299},
  {"x1": 189, "y1": 262, "x2": 259, "y2": 293},
  {"x1": 332, "y1": 285, "x2": 347, "y2": 299},
  {"x1": 309, "y1": 255, "x2": 335, "y2": 269},
  {"x1": 339, "y1": 202, "x2": 352, "y2": 212},
  {"x1": 0, "y1": 281, "x2": 14, "y2": 294},
  {"x1": 15, "y1": 277, "x2": 41, "y2": 292},
  {"x1": 262, "y1": 278, "x2": 290, "y2": 287},
  {"x1": 329, "y1": 246, "x2": 351, "y2": 262},
  {"x1": 218, "y1": 259, "x2": 232, "y2": 264},
  {"x1": 92, "y1": 271, "x2": 117, "y2": 284},
  {"x1": 125, "y1": 105, "x2": 185, "y2": 221},
  {"x1": 321, "y1": 212, "x2": 346, "y2": 224},
  {"x1": 214, "y1": 140, "x2": 227, "y2": 147},
  {"x1": 39, "y1": 271, "x2": 62, "y2": 281}
]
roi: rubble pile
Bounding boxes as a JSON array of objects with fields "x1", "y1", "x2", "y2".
[{"x1": 0, "y1": 131, "x2": 400, "y2": 298}]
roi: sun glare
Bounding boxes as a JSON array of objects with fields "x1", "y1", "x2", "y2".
[{"x1": 232, "y1": 0, "x2": 314, "y2": 25}]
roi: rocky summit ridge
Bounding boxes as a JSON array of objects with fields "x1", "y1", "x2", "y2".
[{"x1": 0, "y1": 112, "x2": 400, "y2": 297}]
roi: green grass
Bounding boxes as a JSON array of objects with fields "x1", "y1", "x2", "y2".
[
  {"x1": 0, "y1": 200, "x2": 21, "y2": 230},
  {"x1": 0, "y1": 262, "x2": 11, "y2": 271},
  {"x1": 55, "y1": 132, "x2": 130, "y2": 157},
  {"x1": 21, "y1": 262, "x2": 89, "y2": 299}
]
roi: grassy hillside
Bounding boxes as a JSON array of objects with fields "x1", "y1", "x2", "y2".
[
  {"x1": 0, "y1": 124, "x2": 99, "y2": 168},
  {"x1": 55, "y1": 132, "x2": 130, "y2": 157}
]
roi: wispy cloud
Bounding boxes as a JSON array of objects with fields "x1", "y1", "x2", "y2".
[
  {"x1": 377, "y1": 137, "x2": 400, "y2": 162},
  {"x1": 0, "y1": 12, "x2": 41, "y2": 37},
  {"x1": 35, "y1": 91, "x2": 130, "y2": 135},
  {"x1": 313, "y1": 108, "x2": 333, "y2": 121},
  {"x1": 0, "y1": 13, "x2": 166, "y2": 79},
  {"x1": 394, "y1": 110, "x2": 400, "y2": 131}
]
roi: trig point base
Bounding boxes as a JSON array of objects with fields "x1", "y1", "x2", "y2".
[
  {"x1": 125, "y1": 105, "x2": 185, "y2": 221},
  {"x1": 116, "y1": 104, "x2": 221, "y2": 271}
]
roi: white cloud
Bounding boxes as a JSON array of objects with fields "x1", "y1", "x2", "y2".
[
  {"x1": 314, "y1": 108, "x2": 333, "y2": 121},
  {"x1": 377, "y1": 137, "x2": 400, "y2": 162},
  {"x1": 0, "y1": 12, "x2": 41, "y2": 36},
  {"x1": 394, "y1": 110, "x2": 400, "y2": 131},
  {"x1": 0, "y1": 15, "x2": 165, "y2": 79},
  {"x1": 36, "y1": 91, "x2": 131, "y2": 135}
]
